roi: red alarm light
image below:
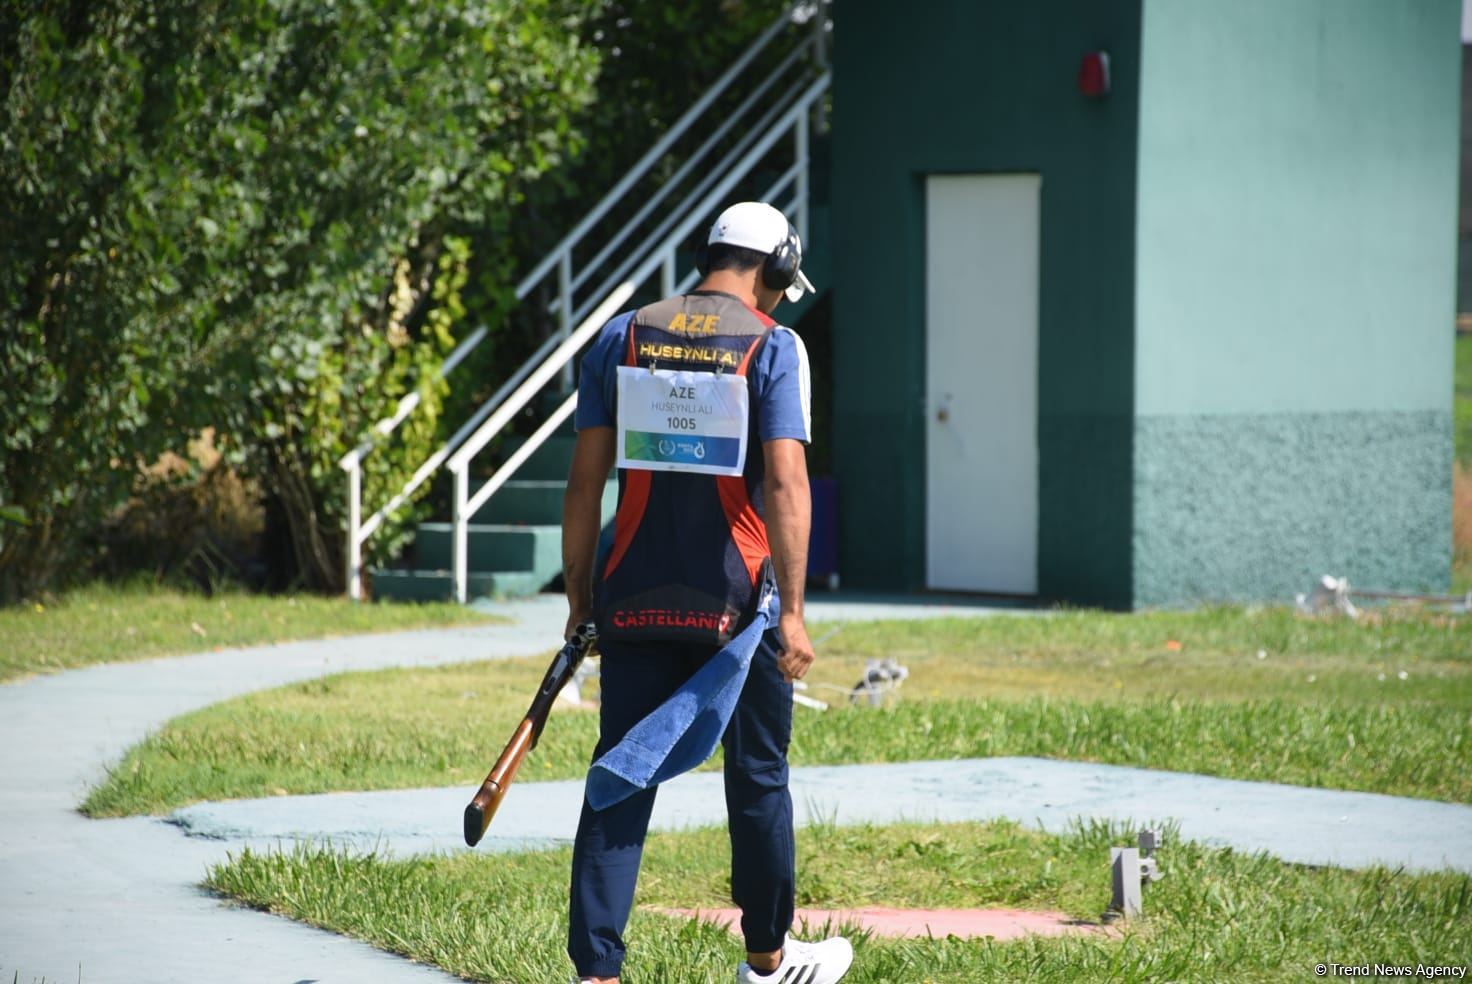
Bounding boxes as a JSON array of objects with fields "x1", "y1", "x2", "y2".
[{"x1": 1078, "y1": 51, "x2": 1111, "y2": 98}]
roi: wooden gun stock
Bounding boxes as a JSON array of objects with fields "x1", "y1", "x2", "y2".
[{"x1": 463, "y1": 621, "x2": 597, "y2": 847}]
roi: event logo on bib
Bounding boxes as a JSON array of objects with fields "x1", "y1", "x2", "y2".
[
  {"x1": 616, "y1": 366, "x2": 749, "y2": 477},
  {"x1": 624, "y1": 431, "x2": 740, "y2": 470}
]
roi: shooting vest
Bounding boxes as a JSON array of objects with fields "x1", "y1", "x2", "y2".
[{"x1": 596, "y1": 291, "x2": 778, "y2": 646}]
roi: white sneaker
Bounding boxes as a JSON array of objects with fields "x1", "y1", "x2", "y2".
[{"x1": 736, "y1": 935, "x2": 854, "y2": 984}]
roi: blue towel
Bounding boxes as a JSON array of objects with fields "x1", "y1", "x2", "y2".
[{"x1": 585, "y1": 589, "x2": 776, "y2": 811}]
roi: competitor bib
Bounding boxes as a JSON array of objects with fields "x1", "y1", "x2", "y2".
[{"x1": 616, "y1": 365, "x2": 749, "y2": 476}]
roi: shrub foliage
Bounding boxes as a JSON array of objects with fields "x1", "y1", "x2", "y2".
[
  {"x1": 1, "y1": 0, "x2": 790, "y2": 602},
  {"x1": 0, "y1": 0, "x2": 602, "y2": 598}
]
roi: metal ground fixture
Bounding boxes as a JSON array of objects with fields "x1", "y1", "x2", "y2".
[{"x1": 1107, "y1": 828, "x2": 1165, "y2": 920}]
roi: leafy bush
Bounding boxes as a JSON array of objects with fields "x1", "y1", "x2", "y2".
[{"x1": 1, "y1": 0, "x2": 602, "y2": 599}]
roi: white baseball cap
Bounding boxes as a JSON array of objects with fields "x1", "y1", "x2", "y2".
[{"x1": 706, "y1": 201, "x2": 816, "y2": 303}]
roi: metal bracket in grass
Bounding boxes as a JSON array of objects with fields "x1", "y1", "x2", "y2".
[{"x1": 1103, "y1": 828, "x2": 1164, "y2": 922}]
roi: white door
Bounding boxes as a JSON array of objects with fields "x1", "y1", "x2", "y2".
[{"x1": 925, "y1": 174, "x2": 1040, "y2": 594}]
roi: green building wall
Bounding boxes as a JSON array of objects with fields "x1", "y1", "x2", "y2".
[
  {"x1": 830, "y1": 1, "x2": 1143, "y2": 606},
  {"x1": 1132, "y1": 0, "x2": 1459, "y2": 604},
  {"x1": 828, "y1": 0, "x2": 1457, "y2": 607}
]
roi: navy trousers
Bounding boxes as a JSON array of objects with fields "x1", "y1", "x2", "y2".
[{"x1": 567, "y1": 628, "x2": 795, "y2": 979}]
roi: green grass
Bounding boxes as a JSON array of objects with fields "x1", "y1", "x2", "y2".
[
  {"x1": 0, "y1": 580, "x2": 497, "y2": 684},
  {"x1": 83, "y1": 606, "x2": 1472, "y2": 816},
  {"x1": 206, "y1": 818, "x2": 1472, "y2": 983}
]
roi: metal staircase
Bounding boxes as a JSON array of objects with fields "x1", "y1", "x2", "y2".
[{"x1": 340, "y1": 1, "x2": 831, "y2": 604}]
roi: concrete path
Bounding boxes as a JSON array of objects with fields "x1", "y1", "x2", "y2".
[
  {"x1": 168, "y1": 758, "x2": 1472, "y2": 875},
  {"x1": 0, "y1": 593, "x2": 1011, "y2": 984}
]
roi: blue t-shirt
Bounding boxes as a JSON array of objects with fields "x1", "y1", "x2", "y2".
[{"x1": 574, "y1": 310, "x2": 812, "y2": 446}]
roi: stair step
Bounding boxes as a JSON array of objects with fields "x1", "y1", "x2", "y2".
[
  {"x1": 535, "y1": 391, "x2": 581, "y2": 438},
  {"x1": 413, "y1": 523, "x2": 562, "y2": 580},
  {"x1": 496, "y1": 435, "x2": 577, "y2": 481},
  {"x1": 470, "y1": 479, "x2": 617, "y2": 525},
  {"x1": 370, "y1": 568, "x2": 546, "y2": 603}
]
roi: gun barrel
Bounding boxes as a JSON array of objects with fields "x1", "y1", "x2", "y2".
[{"x1": 462, "y1": 622, "x2": 598, "y2": 847}]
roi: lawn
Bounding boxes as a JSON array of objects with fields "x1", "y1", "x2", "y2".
[
  {"x1": 1, "y1": 580, "x2": 496, "y2": 684},
  {"x1": 207, "y1": 817, "x2": 1472, "y2": 983},
  {"x1": 83, "y1": 606, "x2": 1472, "y2": 816}
]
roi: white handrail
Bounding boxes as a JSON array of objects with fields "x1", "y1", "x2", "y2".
[
  {"x1": 510, "y1": 5, "x2": 798, "y2": 299},
  {"x1": 445, "y1": 288, "x2": 633, "y2": 604},
  {"x1": 451, "y1": 390, "x2": 581, "y2": 602},
  {"x1": 446, "y1": 284, "x2": 637, "y2": 474},
  {"x1": 450, "y1": 71, "x2": 829, "y2": 480},
  {"x1": 344, "y1": 2, "x2": 829, "y2": 601},
  {"x1": 443, "y1": 71, "x2": 830, "y2": 602},
  {"x1": 556, "y1": 86, "x2": 803, "y2": 324},
  {"x1": 465, "y1": 393, "x2": 580, "y2": 521},
  {"x1": 565, "y1": 41, "x2": 813, "y2": 299}
]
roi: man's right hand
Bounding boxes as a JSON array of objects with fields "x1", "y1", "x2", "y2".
[
  {"x1": 561, "y1": 427, "x2": 613, "y2": 645},
  {"x1": 775, "y1": 611, "x2": 814, "y2": 682}
]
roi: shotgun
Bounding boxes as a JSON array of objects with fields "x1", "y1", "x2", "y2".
[{"x1": 463, "y1": 620, "x2": 598, "y2": 847}]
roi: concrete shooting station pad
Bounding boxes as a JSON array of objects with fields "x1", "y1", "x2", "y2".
[{"x1": 165, "y1": 757, "x2": 1472, "y2": 875}]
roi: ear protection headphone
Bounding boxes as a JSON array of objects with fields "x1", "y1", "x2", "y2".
[
  {"x1": 694, "y1": 221, "x2": 803, "y2": 293},
  {"x1": 761, "y1": 222, "x2": 803, "y2": 293}
]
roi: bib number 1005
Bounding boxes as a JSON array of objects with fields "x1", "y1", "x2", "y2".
[{"x1": 616, "y1": 364, "x2": 749, "y2": 476}]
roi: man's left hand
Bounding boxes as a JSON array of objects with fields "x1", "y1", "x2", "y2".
[
  {"x1": 775, "y1": 612, "x2": 814, "y2": 682},
  {"x1": 565, "y1": 607, "x2": 593, "y2": 643}
]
